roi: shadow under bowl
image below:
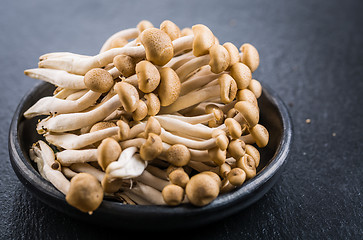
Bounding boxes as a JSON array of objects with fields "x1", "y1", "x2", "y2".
[{"x1": 9, "y1": 81, "x2": 292, "y2": 230}]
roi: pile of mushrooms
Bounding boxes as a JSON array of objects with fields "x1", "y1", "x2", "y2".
[{"x1": 25, "y1": 20, "x2": 269, "y2": 213}]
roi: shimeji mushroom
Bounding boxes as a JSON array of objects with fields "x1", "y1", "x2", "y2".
[
  {"x1": 236, "y1": 154, "x2": 256, "y2": 179},
  {"x1": 240, "y1": 43, "x2": 260, "y2": 73},
  {"x1": 56, "y1": 149, "x2": 98, "y2": 166},
  {"x1": 157, "y1": 67, "x2": 182, "y2": 107},
  {"x1": 168, "y1": 168, "x2": 190, "y2": 188},
  {"x1": 162, "y1": 184, "x2": 184, "y2": 206},
  {"x1": 160, "y1": 20, "x2": 181, "y2": 41},
  {"x1": 179, "y1": 72, "x2": 221, "y2": 96},
  {"x1": 227, "y1": 168, "x2": 246, "y2": 186},
  {"x1": 248, "y1": 79, "x2": 262, "y2": 98},
  {"x1": 123, "y1": 181, "x2": 165, "y2": 205},
  {"x1": 69, "y1": 163, "x2": 105, "y2": 182},
  {"x1": 230, "y1": 62, "x2": 252, "y2": 90},
  {"x1": 99, "y1": 27, "x2": 140, "y2": 53},
  {"x1": 135, "y1": 60, "x2": 160, "y2": 93},
  {"x1": 97, "y1": 137, "x2": 122, "y2": 171},
  {"x1": 118, "y1": 116, "x2": 161, "y2": 140},
  {"x1": 135, "y1": 170, "x2": 169, "y2": 191}
]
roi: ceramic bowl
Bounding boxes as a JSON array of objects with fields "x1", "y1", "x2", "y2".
[{"x1": 9, "y1": 81, "x2": 292, "y2": 230}]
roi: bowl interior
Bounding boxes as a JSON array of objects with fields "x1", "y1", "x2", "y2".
[{"x1": 10, "y1": 81, "x2": 292, "y2": 229}]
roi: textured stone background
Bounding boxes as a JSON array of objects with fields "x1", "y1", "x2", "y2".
[{"x1": 1, "y1": 0, "x2": 362, "y2": 239}]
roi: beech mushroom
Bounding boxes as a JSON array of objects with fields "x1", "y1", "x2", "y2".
[
  {"x1": 245, "y1": 144, "x2": 260, "y2": 167},
  {"x1": 162, "y1": 184, "x2": 184, "y2": 206},
  {"x1": 185, "y1": 172, "x2": 220, "y2": 206},
  {"x1": 113, "y1": 54, "x2": 137, "y2": 77},
  {"x1": 114, "y1": 81, "x2": 140, "y2": 112},
  {"x1": 240, "y1": 43, "x2": 260, "y2": 72},
  {"x1": 227, "y1": 139, "x2": 246, "y2": 160},
  {"x1": 97, "y1": 137, "x2": 122, "y2": 171},
  {"x1": 236, "y1": 154, "x2": 256, "y2": 179},
  {"x1": 192, "y1": 24, "x2": 215, "y2": 57},
  {"x1": 248, "y1": 79, "x2": 262, "y2": 98},
  {"x1": 168, "y1": 168, "x2": 190, "y2": 188},
  {"x1": 157, "y1": 67, "x2": 181, "y2": 106},
  {"x1": 234, "y1": 100, "x2": 260, "y2": 128},
  {"x1": 56, "y1": 149, "x2": 98, "y2": 166},
  {"x1": 135, "y1": 60, "x2": 160, "y2": 93},
  {"x1": 160, "y1": 20, "x2": 181, "y2": 41},
  {"x1": 223, "y1": 42, "x2": 240, "y2": 68},
  {"x1": 227, "y1": 167, "x2": 246, "y2": 186},
  {"x1": 249, "y1": 124, "x2": 269, "y2": 148},
  {"x1": 230, "y1": 62, "x2": 252, "y2": 90},
  {"x1": 99, "y1": 27, "x2": 139, "y2": 53},
  {"x1": 165, "y1": 144, "x2": 191, "y2": 167}
]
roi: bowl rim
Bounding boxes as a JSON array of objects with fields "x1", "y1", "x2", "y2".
[{"x1": 8, "y1": 81, "x2": 292, "y2": 217}]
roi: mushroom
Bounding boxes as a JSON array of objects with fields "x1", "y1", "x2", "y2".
[
  {"x1": 69, "y1": 163, "x2": 105, "y2": 182},
  {"x1": 56, "y1": 149, "x2": 98, "y2": 166},
  {"x1": 66, "y1": 173, "x2": 104, "y2": 214},
  {"x1": 224, "y1": 117, "x2": 243, "y2": 139},
  {"x1": 124, "y1": 182, "x2": 165, "y2": 205},
  {"x1": 137, "y1": 20, "x2": 154, "y2": 33},
  {"x1": 248, "y1": 79, "x2": 262, "y2": 98},
  {"x1": 236, "y1": 154, "x2": 256, "y2": 179},
  {"x1": 165, "y1": 144, "x2": 191, "y2": 167},
  {"x1": 240, "y1": 43, "x2": 260, "y2": 72},
  {"x1": 230, "y1": 62, "x2": 252, "y2": 90},
  {"x1": 245, "y1": 144, "x2": 260, "y2": 167},
  {"x1": 135, "y1": 60, "x2": 160, "y2": 93},
  {"x1": 223, "y1": 42, "x2": 240, "y2": 69},
  {"x1": 99, "y1": 27, "x2": 139, "y2": 53},
  {"x1": 97, "y1": 137, "x2": 122, "y2": 171},
  {"x1": 227, "y1": 139, "x2": 246, "y2": 160},
  {"x1": 144, "y1": 93, "x2": 161, "y2": 116},
  {"x1": 192, "y1": 24, "x2": 215, "y2": 57},
  {"x1": 113, "y1": 54, "x2": 137, "y2": 77},
  {"x1": 227, "y1": 168, "x2": 246, "y2": 186},
  {"x1": 236, "y1": 89, "x2": 258, "y2": 106},
  {"x1": 168, "y1": 168, "x2": 190, "y2": 188},
  {"x1": 162, "y1": 184, "x2": 184, "y2": 206},
  {"x1": 185, "y1": 171, "x2": 220, "y2": 206},
  {"x1": 157, "y1": 67, "x2": 181, "y2": 106},
  {"x1": 160, "y1": 20, "x2": 181, "y2": 41},
  {"x1": 248, "y1": 124, "x2": 269, "y2": 148},
  {"x1": 135, "y1": 170, "x2": 169, "y2": 191},
  {"x1": 132, "y1": 100, "x2": 148, "y2": 121},
  {"x1": 114, "y1": 81, "x2": 140, "y2": 112},
  {"x1": 139, "y1": 133, "x2": 163, "y2": 161},
  {"x1": 139, "y1": 28, "x2": 174, "y2": 66},
  {"x1": 234, "y1": 100, "x2": 260, "y2": 128}
]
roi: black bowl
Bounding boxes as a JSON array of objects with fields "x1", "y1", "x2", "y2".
[{"x1": 9, "y1": 81, "x2": 292, "y2": 230}]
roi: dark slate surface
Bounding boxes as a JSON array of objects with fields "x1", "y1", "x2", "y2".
[{"x1": 1, "y1": 0, "x2": 362, "y2": 239}]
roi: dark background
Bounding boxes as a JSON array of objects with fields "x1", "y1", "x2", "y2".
[{"x1": 1, "y1": 0, "x2": 362, "y2": 239}]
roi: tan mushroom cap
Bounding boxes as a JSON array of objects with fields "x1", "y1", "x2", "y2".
[
  {"x1": 139, "y1": 28, "x2": 174, "y2": 66},
  {"x1": 230, "y1": 62, "x2": 252, "y2": 90},
  {"x1": 166, "y1": 144, "x2": 191, "y2": 167},
  {"x1": 205, "y1": 104, "x2": 224, "y2": 128},
  {"x1": 200, "y1": 171, "x2": 222, "y2": 188},
  {"x1": 209, "y1": 44, "x2": 230, "y2": 74},
  {"x1": 236, "y1": 89, "x2": 258, "y2": 106},
  {"x1": 160, "y1": 20, "x2": 181, "y2": 41},
  {"x1": 136, "y1": 60, "x2": 161, "y2": 93},
  {"x1": 132, "y1": 100, "x2": 148, "y2": 121},
  {"x1": 65, "y1": 173, "x2": 104, "y2": 213},
  {"x1": 140, "y1": 133, "x2": 163, "y2": 161},
  {"x1": 166, "y1": 165, "x2": 183, "y2": 177},
  {"x1": 227, "y1": 167, "x2": 246, "y2": 186},
  {"x1": 145, "y1": 116, "x2": 161, "y2": 136},
  {"x1": 97, "y1": 137, "x2": 122, "y2": 171},
  {"x1": 225, "y1": 118, "x2": 242, "y2": 139},
  {"x1": 228, "y1": 139, "x2": 246, "y2": 160},
  {"x1": 245, "y1": 144, "x2": 260, "y2": 167},
  {"x1": 208, "y1": 147, "x2": 226, "y2": 166},
  {"x1": 90, "y1": 121, "x2": 116, "y2": 133},
  {"x1": 162, "y1": 184, "x2": 184, "y2": 206},
  {"x1": 181, "y1": 27, "x2": 193, "y2": 37},
  {"x1": 236, "y1": 154, "x2": 256, "y2": 179},
  {"x1": 185, "y1": 172, "x2": 220, "y2": 206},
  {"x1": 117, "y1": 120, "x2": 130, "y2": 140},
  {"x1": 214, "y1": 132, "x2": 229, "y2": 151},
  {"x1": 240, "y1": 43, "x2": 260, "y2": 72},
  {"x1": 102, "y1": 174, "x2": 123, "y2": 193},
  {"x1": 219, "y1": 162, "x2": 231, "y2": 178},
  {"x1": 248, "y1": 79, "x2": 262, "y2": 98},
  {"x1": 137, "y1": 20, "x2": 154, "y2": 33},
  {"x1": 144, "y1": 93, "x2": 160, "y2": 116},
  {"x1": 219, "y1": 74, "x2": 237, "y2": 104},
  {"x1": 223, "y1": 42, "x2": 240, "y2": 68},
  {"x1": 249, "y1": 124, "x2": 269, "y2": 148},
  {"x1": 234, "y1": 100, "x2": 260, "y2": 127},
  {"x1": 192, "y1": 24, "x2": 215, "y2": 57},
  {"x1": 113, "y1": 54, "x2": 136, "y2": 78},
  {"x1": 110, "y1": 37, "x2": 128, "y2": 49},
  {"x1": 169, "y1": 168, "x2": 190, "y2": 188},
  {"x1": 114, "y1": 81, "x2": 140, "y2": 112},
  {"x1": 158, "y1": 67, "x2": 181, "y2": 106},
  {"x1": 84, "y1": 68, "x2": 114, "y2": 93}
]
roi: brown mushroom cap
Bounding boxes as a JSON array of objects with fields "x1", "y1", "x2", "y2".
[
  {"x1": 234, "y1": 101, "x2": 260, "y2": 127},
  {"x1": 249, "y1": 124, "x2": 269, "y2": 148},
  {"x1": 110, "y1": 37, "x2": 128, "y2": 49},
  {"x1": 140, "y1": 133, "x2": 163, "y2": 161},
  {"x1": 132, "y1": 100, "x2": 148, "y2": 121},
  {"x1": 240, "y1": 43, "x2": 260, "y2": 72},
  {"x1": 245, "y1": 144, "x2": 260, "y2": 167},
  {"x1": 214, "y1": 133, "x2": 229, "y2": 151},
  {"x1": 225, "y1": 118, "x2": 243, "y2": 139},
  {"x1": 208, "y1": 44, "x2": 230, "y2": 74},
  {"x1": 90, "y1": 121, "x2": 116, "y2": 133},
  {"x1": 135, "y1": 60, "x2": 161, "y2": 93},
  {"x1": 97, "y1": 137, "x2": 122, "y2": 171},
  {"x1": 166, "y1": 165, "x2": 183, "y2": 177},
  {"x1": 84, "y1": 68, "x2": 114, "y2": 93},
  {"x1": 181, "y1": 27, "x2": 193, "y2": 37},
  {"x1": 192, "y1": 24, "x2": 215, "y2": 57},
  {"x1": 169, "y1": 168, "x2": 190, "y2": 188},
  {"x1": 137, "y1": 20, "x2": 154, "y2": 33},
  {"x1": 236, "y1": 89, "x2": 258, "y2": 106},
  {"x1": 227, "y1": 168, "x2": 246, "y2": 186},
  {"x1": 200, "y1": 171, "x2": 222, "y2": 188},
  {"x1": 144, "y1": 93, "x2": 161, "y2": 116},
  {"x1": 162, "y1": 184, "x2": 184, "y2": 206},
  {"x1": 208, "y1": 147, "x2": 226, "y2": 166},
  {"x1": 223, "y1": 42, "x2": 240, "y2": 68},
  {"x1": 228, "y1": 139, "x2": 246, "y2": 160},
  {"x1": 185, "y1": 172, "x2": 220, "y2": 206},
  {"x1": 248, "y1": 79, "x2": 262, "y2": 98},
  {"x1": 139, "y1": 28, "x2": 174, "y2": 66},
  {"x1": 219, "y1": 162, "x2": 231, "y2": 178},
  {"x1": 166, "y1": 144, "x2": 191, "y2": 167},
  {"x1": 114, "y1": 81, "x2": 140, "y2": 112},
  {"x1": 230, "y1": 62, "x2": 252, "y2": 90},
  {"x1": 117, "y1": 120, "x2": 130, "y2": 140},
  {"x1": 236, "y1": 154, "x2": 256, "y2": 179},
  {"x1": 160, "y1": 20, "x2": 181, "y2": 41},
  {"x1": 205, "y1": 104, "x2": 224, "y2": 127},
  {"x1": 219, "y1": 74, "x2": 237, "y2": 104},
  {"x1": 158, "y1": 67, "x2": 181, "y2": 106},
  {"x1": 65, "y1": 173, "x2": 104, "y2": 213},
  {"x1": 145, "y1": 116, "x2": 161, "y2": 136},
  {"x1": 102, "y1": 174, "x2": 124, "y2": 193},
  {"x1": 113, "y1": 54, "x2": 136, "y2": 78}
]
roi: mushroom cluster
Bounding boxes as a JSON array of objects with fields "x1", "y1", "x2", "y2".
[{"x1": 25, "y1": 20, "x2": 269, "y2": 213}]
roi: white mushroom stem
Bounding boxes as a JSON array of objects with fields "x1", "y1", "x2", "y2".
[
  {"x1": 175, "y1": 55, "x2": 210, "y2": 82},
  {"x1": 39, "y1": 52, "x2": 90, "y2": 61},
  {"x1": 159, "y1": 85, "x2": 220, "y2": 113},
  {"x1": 188, "y1": 161, "x2": 218, "y2": 174},
  {"x1": 125, "y1": 122, "x2": 147, "y2": 140},
  {"x1": 37, "y1": 94, "x2": 121, "y2": 133},
  {"x1": 69, "y1": 163, "x2": 105, "y2": 182},
  {"x1": 157, "y1": 113, "x2": 215, "y2": 125},
  {"x1": 122, "y1": 191, "x2": 152, "y2": 205},
  {"x1": 135, "y1": 170, "x2": 169, "y2": 191},
  {"x1": 65, "y1": 89, "x2": 89, "y2": 100},
  {"x1": 30, "y1": 141, "x2": 70, "y2": 194},
  {"x1": 61, "y1": 167, "x2": 78, "y2": 179},
  {"x1": 56, "y1": 149, "x2": 97, "y2": 166},
  {"x1": 180, "y1": 73, "x2": 219, "y2": 96},
  {"x1": 124, "y1": 182, "x2": 165, "y2": 205},
  {"x1": 54, "y1": 88, "x2": 79, "y2": 99},
  {"x1": 103, "y1": 109, "x2": 127, "y2": 121},
  {"x1": 24, "y1": 68, "x2": 86, "y2": 90},
  {"x1": 45, "y1": 127, "x2": 119, "y2": 150},
  {"x1": 164, "y1": 51, "x2": 194, "y2": 69},
  {"x1": 239, "y1": 134, "x2": 256, "y2": 144},
  {"x1": 39, "y1": 35, "x2": 194, "y2": 75},
  {"x1": 145, "y1": 165, "x2": 168, "y2": 180},
  {"x1": 24, "y1": 90, "x2": 102, "y2": 118},
  {"x1": 99, "y1": 28, "x2": 139, "y2": 53}
]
